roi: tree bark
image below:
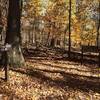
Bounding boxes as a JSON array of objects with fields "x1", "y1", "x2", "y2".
[
  {"x1": 96, "y1": 1, "x2": 100, "y2": 47},
  {"x1": 5, "y1": 0, "x2": 24, "y2": 67},
  {"x1": 68, "y1": 0, "x2": 72, "y2": 58}
]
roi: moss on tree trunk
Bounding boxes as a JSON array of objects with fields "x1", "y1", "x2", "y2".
[{"x1": 8, "y1": 45, "x2": 24, "y2": 67}]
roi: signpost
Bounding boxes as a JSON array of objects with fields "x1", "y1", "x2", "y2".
[{"x1": 0, "y1": 44, "x2": 11, "y2": 81}]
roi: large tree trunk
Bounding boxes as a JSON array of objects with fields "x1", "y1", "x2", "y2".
[{"x1": 5, "y1": 0, "x2": 24, "y2": 67}]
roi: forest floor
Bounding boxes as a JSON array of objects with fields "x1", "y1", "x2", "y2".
[{"x1": 0, "y1": 47, "x2": 100, "y2": 100}]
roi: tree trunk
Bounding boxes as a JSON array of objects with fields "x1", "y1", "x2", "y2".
[
  {"x1": 96, "y1": 1, "x2": 100, "y2": 47},
  {"x1": 68, "y1": 0, "x2": 72, "y2": 58},
  {"x1": 5, "y1": 0, "x2": 24, "y2": 67}
]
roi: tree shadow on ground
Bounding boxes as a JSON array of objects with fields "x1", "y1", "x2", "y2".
[
  {"x1": 24, "y1": 48, "x2": 99, "y2": 69},
  {"x1": 29, "y1": 61, "x2": 100, "y2": 74},
  {"x1": 11, "y1": 67, "x2": 100, "y2": 93}
]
